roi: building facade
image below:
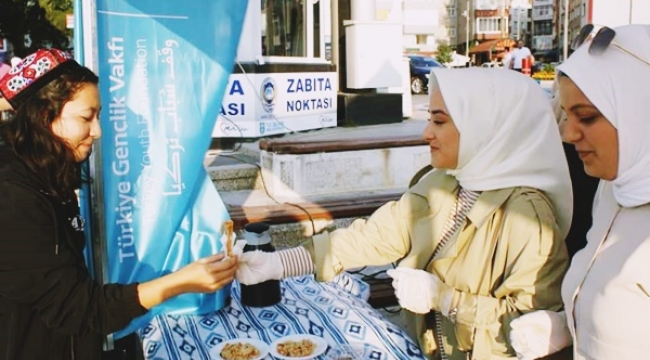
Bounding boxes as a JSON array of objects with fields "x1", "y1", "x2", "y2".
[
  {"x1": 557, "y1": 0, "x2": 650, "y2": 61},
  {"x1": 376, "y1": 0, "x2": 458, "y2": 54},
  {"x1": 509, "y1": 2, "x2": 533, "y2": 43},
  {"x1": 532, "y1": 0, "x2": 556, "y2": 60}
]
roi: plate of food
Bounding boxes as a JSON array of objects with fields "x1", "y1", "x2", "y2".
[
  {"x1": 270, "y1": 334, "x2": 328, "y2": 359},
  {"x1": 213, "y1": 338, "x2": 269, "y2": 360}
]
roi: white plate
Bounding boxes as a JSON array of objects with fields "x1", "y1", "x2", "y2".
[
  {"x1": 212, "y1": 338, "x2": 270, "y2": 360},
  {"x1": 269, "y1": 334, "x2": 329, "y2": 360}
]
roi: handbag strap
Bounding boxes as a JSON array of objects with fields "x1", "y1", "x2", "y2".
[{"x1": 429, "y1": 187, "x2": 480, "y2": 360}]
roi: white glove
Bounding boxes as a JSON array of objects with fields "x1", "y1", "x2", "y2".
[
  {"x1": 509, "y1": 310, "x2": 572, "y2": 360},
  {"x1": 236, "y1": 250, "x2": 283, "y2": 285},
  {"x1": 232, "y1": 240, "x2": 247, "y2": 257},
  {"x1": 387, "y1": 267, "x2": 451, "y2": 314},
  {"x1": 236, "y1": 246, "x2": 315, "y2": 285}
]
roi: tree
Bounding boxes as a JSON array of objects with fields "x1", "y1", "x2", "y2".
[
  {"x1": 0, "y1": 0, "x2": 72, "y2": 57},
  {"x1": 39, "y1": 0, "x2": 73, "y2": 35},
  {"x1": 436, "y1": 42, "x2": 454, "y2": 65}
]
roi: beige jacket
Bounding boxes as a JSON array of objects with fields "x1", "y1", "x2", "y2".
[{"x1": 307, "y1": 170, "x2": 569, "y2": 360}]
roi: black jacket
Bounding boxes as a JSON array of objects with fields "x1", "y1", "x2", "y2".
[{"x1": 0, "y1": 144, "x2": 147, "y2": 360}]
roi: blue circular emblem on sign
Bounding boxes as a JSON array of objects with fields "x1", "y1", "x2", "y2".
[{"x1": 260, "y1": 77, "x2": 276, "y2": 113}]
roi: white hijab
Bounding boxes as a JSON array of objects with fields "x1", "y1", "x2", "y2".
[
  {"x1": 558, "y1": 24, "x2": 650, "y2": 208},
  {"x1": 429, "y1": 68, "x2": 573, "y2": 236}
]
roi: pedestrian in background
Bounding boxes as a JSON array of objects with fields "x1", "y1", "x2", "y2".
[
  {"x1": 0, "y1": 48, "x2": 239, "y2": 360},
  {"x1": 511, "y1": 40, "x2": 533, "y2": 72},
  {"x1": 502, "y1": 46, "x2": 514, "y2": 69}
]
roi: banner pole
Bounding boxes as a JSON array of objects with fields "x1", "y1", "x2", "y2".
[{"x1": 76, "y1": 0, "x2": 114, "y2": 351}]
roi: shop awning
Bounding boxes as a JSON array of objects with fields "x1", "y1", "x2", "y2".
[
  {"x1": 469, "y1": 39, "x2": 499, "y2": 54},
  {"x1": 469, "y1": 38, "x2": 516, "y2": 54}
]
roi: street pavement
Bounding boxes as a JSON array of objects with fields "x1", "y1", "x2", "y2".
[{"x1": 411, "y1": 94, "x2": 429, "y2": 119}]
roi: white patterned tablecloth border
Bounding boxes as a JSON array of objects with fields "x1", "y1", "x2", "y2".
[{"x1": 138, "y1": 274, "x2": 425, "y2": 360}]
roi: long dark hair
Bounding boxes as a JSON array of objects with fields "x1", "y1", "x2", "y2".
[{"x1": 0, "y1": 65, "x2": 99, "y2": 199}]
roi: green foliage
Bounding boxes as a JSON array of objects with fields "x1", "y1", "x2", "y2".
[
  {"x1": 39, "y1": 0, "x2": 73, "y2": 34},
  {"x1": 0, "y1": 0, "x2": 72, "y2": 57},
  {"x1": 542, "y1": 63, "x2": 556, "y2": 73},
  {"x1": 436, "y1": 43, "x2": 454, "y2": 64},
  {"x1": 41, "y1": 0, "x2": 73, "y2": 12}
]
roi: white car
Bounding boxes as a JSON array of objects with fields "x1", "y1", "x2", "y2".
[{"x1": 480, "y1": 62, "x2": 503, "y2": 68}]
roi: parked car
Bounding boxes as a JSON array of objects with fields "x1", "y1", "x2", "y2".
[
  {"x1": 481, "y1": 61, "x2": 503, "y2": 68},
  {"x1": 407, "y1": 55, "x2": 444, "y2": 94}
]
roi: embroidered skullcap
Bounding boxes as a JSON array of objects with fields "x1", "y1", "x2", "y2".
[{"x1": 0, "y1": 48, "x2": 82, "y2": 109}]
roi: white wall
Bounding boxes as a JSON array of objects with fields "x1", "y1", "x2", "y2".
[
  {"x1": 592, "y1": 0, "x2": 650, "y2": 27},
  {"x1": 236, "y1": 0, "x2": 262, "y2": 62},
  {"x1": 629, "y1": 0, "x2": 650, "y2": 23}
]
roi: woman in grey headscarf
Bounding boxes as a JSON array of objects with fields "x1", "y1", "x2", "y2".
[{"x1": 511, "y1": 23, "x2": 650, "y2": 360}]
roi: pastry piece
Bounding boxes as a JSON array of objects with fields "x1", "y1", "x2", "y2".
[{"x1": 222, "y1": 220, "x2": 234, "y2": 257}]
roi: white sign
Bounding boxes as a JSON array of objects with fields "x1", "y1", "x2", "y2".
[{"x1": 212, "y1": 71, "x2": 337, "y2": 138}]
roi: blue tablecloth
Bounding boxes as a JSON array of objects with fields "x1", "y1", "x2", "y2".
[{"x1": 138, "y1": 274, "x2": 425, "y2": 359}]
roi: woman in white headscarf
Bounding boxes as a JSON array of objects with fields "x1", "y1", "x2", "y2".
[
  {"x1": 510, "y1": 24, "x2": 650, "y2": 360},
  {"x1": 236, "y1": 68, "x2": 573, "y2": 359}
]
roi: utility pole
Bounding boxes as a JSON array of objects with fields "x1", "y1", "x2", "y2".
[
  {"x1": 516, "y1": 7, "x2": 521, "y2": 40},
  {"x1": 501, "y1": 0, "x2": 506, "y2": 39},
  {"x1": 562, "y1": 0, "x2": 568, "y2": 60},
  {"x1": 466, "y1": 0, "x2": 470, "y2": 56},
  {"x1": 331, "y1": 0, "x2": 340, "y2": 90}
]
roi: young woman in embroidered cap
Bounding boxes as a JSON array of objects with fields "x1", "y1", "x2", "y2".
[
  {"x1": 510, "y1": 24, "x2": 650, "y2": 360},
  {"x1": 0, "y1": 49, "x2": 238, "y2": 360},
  {"x1": 235, "y1": 68, "x2": 573, "y2": 359}
]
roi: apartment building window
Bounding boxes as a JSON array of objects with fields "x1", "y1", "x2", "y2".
[
  {"x1": 449, "y1": 28, "x2": 457, "y2": 38},
  {"x1": 447, "y1": 5, "x2": 457, "y2": 17},
  {"x1": 416, "y1": 34, "x2": 428, "y2": 45},
  {"x1": 477, "y1": 17, "x2": 501, "y2": 33},
  {"x1": 537, "y1": 5, "x2": 554, "y2": 17},
  {"x1": 534, "y1": 20, "x2": 553, "y2": 36}
]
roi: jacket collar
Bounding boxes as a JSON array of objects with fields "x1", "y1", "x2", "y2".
[
  {"x1": 409, "y1": 169, "x2": 516, "y2": 228},
  {"x1": 467, "y1": 188, "x2": 516, "y2": 228}
]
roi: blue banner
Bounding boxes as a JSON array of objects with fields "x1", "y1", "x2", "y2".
[{"x1": 95, "y1": 1, "x2": 247, "y2": 337}]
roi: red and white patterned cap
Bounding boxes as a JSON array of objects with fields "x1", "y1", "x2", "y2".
[{"x1": 0, "y1": 48, "x2": 80, "y2": 109}]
